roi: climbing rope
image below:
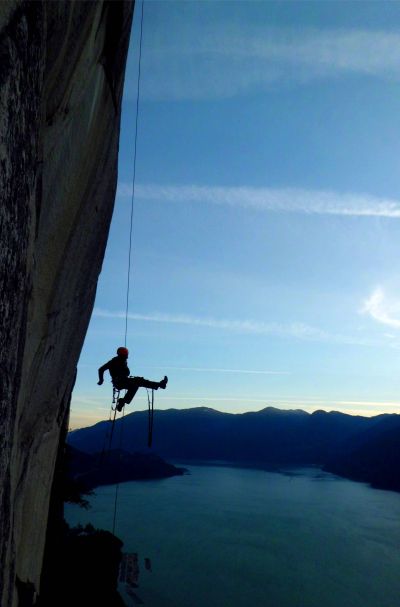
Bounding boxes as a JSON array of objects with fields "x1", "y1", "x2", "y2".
[
  {"x1": 112, "y1": 0, "x2": 145, "y2": 535},
  {"x1": 112, "y1": 406, "x2": 125, "y2": 535},
  {"x1": 147, "y1": 388, "x2": 154, "y2": 448},
  {"x1": 108, "y1": 389, "x2": 120, "y2": 451},
  {"x1": 124, "y1": 0, "x2": 145, "y2": 348},
  {"x1": 98, "y1": 390, "x2": 117, "y2": 468}
]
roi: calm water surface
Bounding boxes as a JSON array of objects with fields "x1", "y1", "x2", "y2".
[{"x1": 65, "y1": 465, "x2": 400, "y2": 607}]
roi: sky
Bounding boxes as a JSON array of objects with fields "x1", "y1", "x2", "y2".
[{"x1": 70, "y1": 0, "x2": 400, "y2": 429}]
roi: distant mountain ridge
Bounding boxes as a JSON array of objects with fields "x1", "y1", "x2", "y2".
[{"x1": 68, "y1": 406, "x2": 400, "y2": 492}]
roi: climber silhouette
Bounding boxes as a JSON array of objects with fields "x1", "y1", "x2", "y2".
[{"x1": 98, "y1": 347, "x2": 168, "y2": 411}]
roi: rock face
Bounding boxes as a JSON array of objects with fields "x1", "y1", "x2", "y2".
[{"x1": 0, "y1": 2, "x2": 133, "y2": 605}]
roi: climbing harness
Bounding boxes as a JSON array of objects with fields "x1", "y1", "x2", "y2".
[{"x1": 112, "y1": 386, "x2": 121, "y2": 410}]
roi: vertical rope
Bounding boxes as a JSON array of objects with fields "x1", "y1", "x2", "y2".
[
  {"x1": 108, "y1": 407, "x2": 118, "y2": 451},
  {"x1": 112, "y1": 406, "x2": 125, "y2": 535},
  {"x1": 112, "y1": 0, "x2": 145, "y2": 535},
  {"x1": 147, "y1": 388, "x2": 154, "y2": 448},
  {"x1": 124, "y1": 0, "x2": 145, "y2": 347}
]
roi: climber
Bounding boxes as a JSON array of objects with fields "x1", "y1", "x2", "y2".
[{"x1": 98, "y1": 347, "x2": 168, "y2": 411}]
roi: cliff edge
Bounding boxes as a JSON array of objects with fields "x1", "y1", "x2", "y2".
[{"x1": 0, "y1": 2, "x2": 133, "y2": 605}]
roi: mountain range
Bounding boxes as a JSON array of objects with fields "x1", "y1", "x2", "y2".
[{"x1": 68, "y1": 406, "x2": 400, "y2": 492}]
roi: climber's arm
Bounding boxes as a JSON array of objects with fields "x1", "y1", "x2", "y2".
[{"x1": 98, "y1": 361, "x2": 111, "y2": 385}]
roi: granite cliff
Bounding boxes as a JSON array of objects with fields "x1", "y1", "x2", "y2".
[{"x1": 0, "y1": 2, "x2": 133, "y2": 604}]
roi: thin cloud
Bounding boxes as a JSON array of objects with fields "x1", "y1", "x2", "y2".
[
  {"x1": 118, "y1": 183, "x2": 400, "y2": 219},
  {"x1": 131, "y1": 24, "x2": 400, "y2": 100},
  {"x1": 362, "y1": 287, "x2": 400, "y2": 328},
  {"x1": 93, "y1": 308, "x2": 368, "y2": 346},
  {"x1": 148, "y1": 366, "x2": 289, "y2": 375},
  {"x1": 74, "y1": 363, "x2": 286, "y2": 376}
]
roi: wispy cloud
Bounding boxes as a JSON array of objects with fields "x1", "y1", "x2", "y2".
[
  {"x1": 362, "y1": 286, "x2": 400, "y2": 328},
  {"x1": 118, "y1": 183, "x2": 400, "y2": 219},
  {"x1": 93, "y1": 308, "x2": 367, "y2": 346},
  {"x1": 148, "y1": 366, "x2": 289, "y2": 376},
  {"x1": 75, "y1": 364, "x2": 287, "y2": 375},
  {"x1": 130, "y1": 23, "x2": 400, "y2": 100},
  {"x1": 76, "y1": 364, "x2": 288, "y2": 376}
]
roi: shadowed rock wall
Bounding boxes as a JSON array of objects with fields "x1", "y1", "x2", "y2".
[{"x1": 0, "y1": 2, "x2": 133, "y2": 604}]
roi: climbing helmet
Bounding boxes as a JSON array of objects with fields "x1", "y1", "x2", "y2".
[{"x1": 117, "y1": 346, "x2": 129, "y2": 357}]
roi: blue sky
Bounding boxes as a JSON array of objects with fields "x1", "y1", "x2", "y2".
[{"x1": 71, "y1": 0, "x2": 400, "y2": 429}]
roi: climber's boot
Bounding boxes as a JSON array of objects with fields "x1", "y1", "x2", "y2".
[
  {"x1": 116, "y1": 398, "x2": 125, "y2": 412},
  {"x1": 159, "y1": 376, "x2": 168, "y2": 389}
]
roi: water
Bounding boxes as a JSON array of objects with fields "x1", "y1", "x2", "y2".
[{"x1": 65, "y1": 465, "x2": 400, "y2": 607}]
